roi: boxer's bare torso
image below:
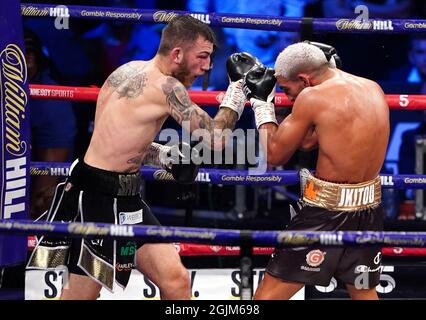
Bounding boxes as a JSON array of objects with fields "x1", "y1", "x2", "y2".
[
  {"x1": 84, "y1": 60, "x2": 169, "y2": 173},
  {"x1": 273, "y1": 68, "x2": 389, "y2": 183},
  {"x1": 84, "y1": 35, "x2": 237, "y2": 173}
]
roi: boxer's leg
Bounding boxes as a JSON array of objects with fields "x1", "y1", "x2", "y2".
[{"x1": 135, "y1": 243, "x2": 191, "y2": 300}]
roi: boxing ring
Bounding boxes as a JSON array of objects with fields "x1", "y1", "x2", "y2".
[{"x1": 2, "y1": 2, "x2": 426, "y2": 300}]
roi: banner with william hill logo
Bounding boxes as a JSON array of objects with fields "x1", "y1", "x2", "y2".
[{"x1": 0, "y1": 0, "x2": 30, "y2": 266}]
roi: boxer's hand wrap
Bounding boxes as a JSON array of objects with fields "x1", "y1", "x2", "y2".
[
  {"x1": 250, "y1": 99, "x2": 277, "y2": 129},
  {"x1": 243, "y1": 65, "x2": 278, "y2": 129},
  {"x1": 220, "y1": 52, "x2": 260, "y2": 119},
  {"x1": 159, "y1": 142, "x2": 199, "y2": 184}
]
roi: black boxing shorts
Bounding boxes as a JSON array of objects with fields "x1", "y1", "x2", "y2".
[
  {"x1": 265, "y1": 169, "x2": 383, "y2": 288},
  {"x1": 27, "y1": 159, "x2": 161, "y2": 291}
]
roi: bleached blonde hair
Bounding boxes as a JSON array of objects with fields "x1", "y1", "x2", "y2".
[{"x1": 274, "y1": 42, "x2": 329, "y2": 79}]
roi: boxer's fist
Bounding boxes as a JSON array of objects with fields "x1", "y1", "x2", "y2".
[
  {"x1": 226, "y1": 52, "x2": 260, "y2": 82},
  {"x1": 243, "y1": 64, "x2": 277, "y2": 103},
  {"x1": 220, "y1": 52, "x2": 261, "y2": 119},
  {"x1": 160, "y1": 142, "x2": 199, "y2": 184},
  {"x1": 242, "y1": 65, "x2": 278, "y2": 129}
]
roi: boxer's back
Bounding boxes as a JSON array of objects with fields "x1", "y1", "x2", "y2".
[
  {"x1": 312, "y1": 70, "x2": 389, "y2": 182},
  {"x1": 85, "y1": 60, "x2": 169, "y2": 172}
]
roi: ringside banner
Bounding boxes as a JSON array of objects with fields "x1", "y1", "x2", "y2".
[
  {"x1": 0, "y1": 0, "x2": 30, "y2": 266},
  {"x1": 25, "y1": 268, "x2": 305, "y2": 300}
]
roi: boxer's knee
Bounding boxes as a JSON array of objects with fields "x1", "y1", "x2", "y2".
[{"x1": 158, "y1": 264, "x2": 191, "y2": 300}]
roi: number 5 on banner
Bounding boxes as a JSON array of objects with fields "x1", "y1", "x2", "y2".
[{"x1": 399, "y1": 95, "x2": 409, "y2": 107}]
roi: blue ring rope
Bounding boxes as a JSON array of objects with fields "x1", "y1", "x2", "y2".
[
  {"x1": 21, "y1": 3, "x2": 426, "y2": 34},
  {"x1": 1, "y1": 219, "x2": 425, "y2": 247},
  {"x1": 31, "y1": 161, "x2": 426, "y2": 189}
]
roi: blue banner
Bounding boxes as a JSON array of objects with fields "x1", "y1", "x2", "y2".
[
  {"x1": 30, "y1": 162, "x2": 426, "y2": 189},
  {"x1": 0, "y1": 0, "x2": 30, "y2": 266},
  {"x1": 21, "y1": 3, "x2": 426, "y2": 33}
]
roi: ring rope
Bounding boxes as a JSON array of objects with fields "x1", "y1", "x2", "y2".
[
  {"x1": 29, "y1": 84, "x2": 426, "y2": 110},
  {"x1": 24, "y1": 236, "x2": 426, "y2": 257},
  {"x1": 174, "y1": 243, "x2": 426, "y2": 257},
  {"x1": 2, "y1": 219, "x2": 426, "y2": 247},
  {"x1": 31, "y1": 161, "x2": 426, "y2": 189},
  {"x1": 21, "y1": 3, "x2": 426, "y2": 34}
]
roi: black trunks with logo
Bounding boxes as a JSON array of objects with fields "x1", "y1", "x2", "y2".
[{"x1": 27, "y1": 159, "x2": 161, "y2": 291}]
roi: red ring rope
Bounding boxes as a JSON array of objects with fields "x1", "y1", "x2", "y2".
[
  {"x1": 26, "y1": 236, "x2": 426, "y2": 257},
  {"x1": 27, "y1": 84, "x2": 426, "y2": 256},
  {"x1": 29, "y1": 84, "x2": 426, "y2": 110}
]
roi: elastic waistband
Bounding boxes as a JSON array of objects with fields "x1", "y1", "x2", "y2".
[
  {"x1": 68, "y1": 159, "x2": 141, "y2": 196},
  {"x1": 300, "y1": 168, "x2": 381, "y2": 211}
]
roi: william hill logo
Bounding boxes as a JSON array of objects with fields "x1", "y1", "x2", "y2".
[
  {"x1": 189, "y1": 13, "x2": 211, "y2": 24},
  {"x1": 336, "y1": 19, "x2": 394, "y2": 31},
  {"x1": 153, "y1": 11, "x2": 178, "y2": 23},
  {"x1": 153, "y1": 169, "x2": 174, "y2": 181},
  {"x1": 153, "y1": 11, "x2": 211, "y2": 24},
  {"x1": 336, "y1": 19, "x2": 372, "y2": 30},
  {"x1": 1, "y1": 44, "x2": 28, "y2": 157},
  {"x1": 49, "y1": 6, "x2": 69, "y2": 18},
  {"x1": 372, "y1": 20, "x2": 393, "y2": 30},
  {"x1": 153, "y1": 169, "x2": 211, "y2": 182}
]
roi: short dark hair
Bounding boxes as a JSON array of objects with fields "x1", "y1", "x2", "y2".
[
  {"x1": 157, "y1": 15, "x2": 217, "y2": 55},
  {"x1": 24, "y1": 28, "x2": 48, "y2": 69}
]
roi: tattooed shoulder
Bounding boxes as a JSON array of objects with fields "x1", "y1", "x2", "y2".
[
  {"x1": 161, "y1": 77, "x2": 194, "y2": 122},
  {"x1": 107, "y1": 63, "x2": 148, "y2": 99}
]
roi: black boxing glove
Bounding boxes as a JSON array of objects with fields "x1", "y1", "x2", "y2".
[
  {"x1": 242, "y1": 65, "x2": 278, "y2": 129},
  {"x1": 304, "y1": 40, "x2": 342, "y2": 69},
  {"x1": 159, "y1": 142, "x2": 199, "y2": 184},
  {"x1": 226, "y1": 52, "x2": 261, "y2": 82},
  {"x1": 220, "y1": 52, "x2": 260, "y2": 119}
]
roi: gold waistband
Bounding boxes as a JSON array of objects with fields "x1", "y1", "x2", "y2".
[{"x1": 300, "y1": 169, "x2": 381, "y2": 211}]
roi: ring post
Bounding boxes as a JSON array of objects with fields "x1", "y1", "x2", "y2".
[
  {"x1": 239, "y1": 231, "x2": 254, "y2": 300},
  {"x1": 0, "y1": 0, "x2": 30, "y2": 267}
]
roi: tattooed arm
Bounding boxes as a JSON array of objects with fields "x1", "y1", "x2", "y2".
[
  {"x1": 142, "y1": 142, "x2": 170, "y2": 168},
  {"x1": 162, "y1": 77, "x2": 238, "y2": 150}
]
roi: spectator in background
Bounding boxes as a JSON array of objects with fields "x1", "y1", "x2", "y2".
[
  {"x1": 86, "y1": 0, "x2": 186, "y2": 78},
  {"x1": 83, "y1": 0, "x2": 187, "y2": 77},
  {"x1": 319, "y1": 0, "x2": 412, "y2": 81},
  {"x1": 394, "y1": 37, "x2": 426, "y2": 219},
  {"x1": 24, "y1": 12, "x2": 98, "y2": 159},
  {"x1": 187, "y1": 0, "x2": 304, "y2": 90},
  {"x1": 185, "y1": 1, "x2": 305, "y2": 220},
  {"x1": 397, "y1": 112, "x2": 426, "y2": 219},
  {"x1": 394, "y1": 36, "x2": 426, "y2": 177},
  {"x1": 390, "y1": 36, "x2": 426, "y2": 94},
  {"x1": 399, "y1": 112, "x2": 426, "y2": 175},
  {"x1": 25, "y1": 29, "x2": 77, "y2": 220},
  {"x1": 321, "y1": 0, "x2": 412, "y2": 18}
]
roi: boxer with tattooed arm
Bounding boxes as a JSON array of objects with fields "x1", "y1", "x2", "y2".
[{"x1": 28, "y1": 15, "x2": 258, "y2": 299}]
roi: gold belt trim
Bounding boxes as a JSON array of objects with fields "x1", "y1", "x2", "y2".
[
  {"x1": 78, "y1": 243, "x2": 114, "y2": 291},
  {"x1": 300, "y1": 169, "x2": 381, "y2": 211},
  {"x1": 27, "y1": 245, "x2": 70, "y2": 269}
]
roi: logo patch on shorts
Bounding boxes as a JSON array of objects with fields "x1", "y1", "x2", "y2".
[
  {"x1": 374, "y1": 252, "x2": 381, "y2": 264},
  {"x1": 306, "y1": 249, "x2": 326, "y2": 267},
  {"x1": 119, "y1": 209, "x2": 143, "y2": 225}
]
